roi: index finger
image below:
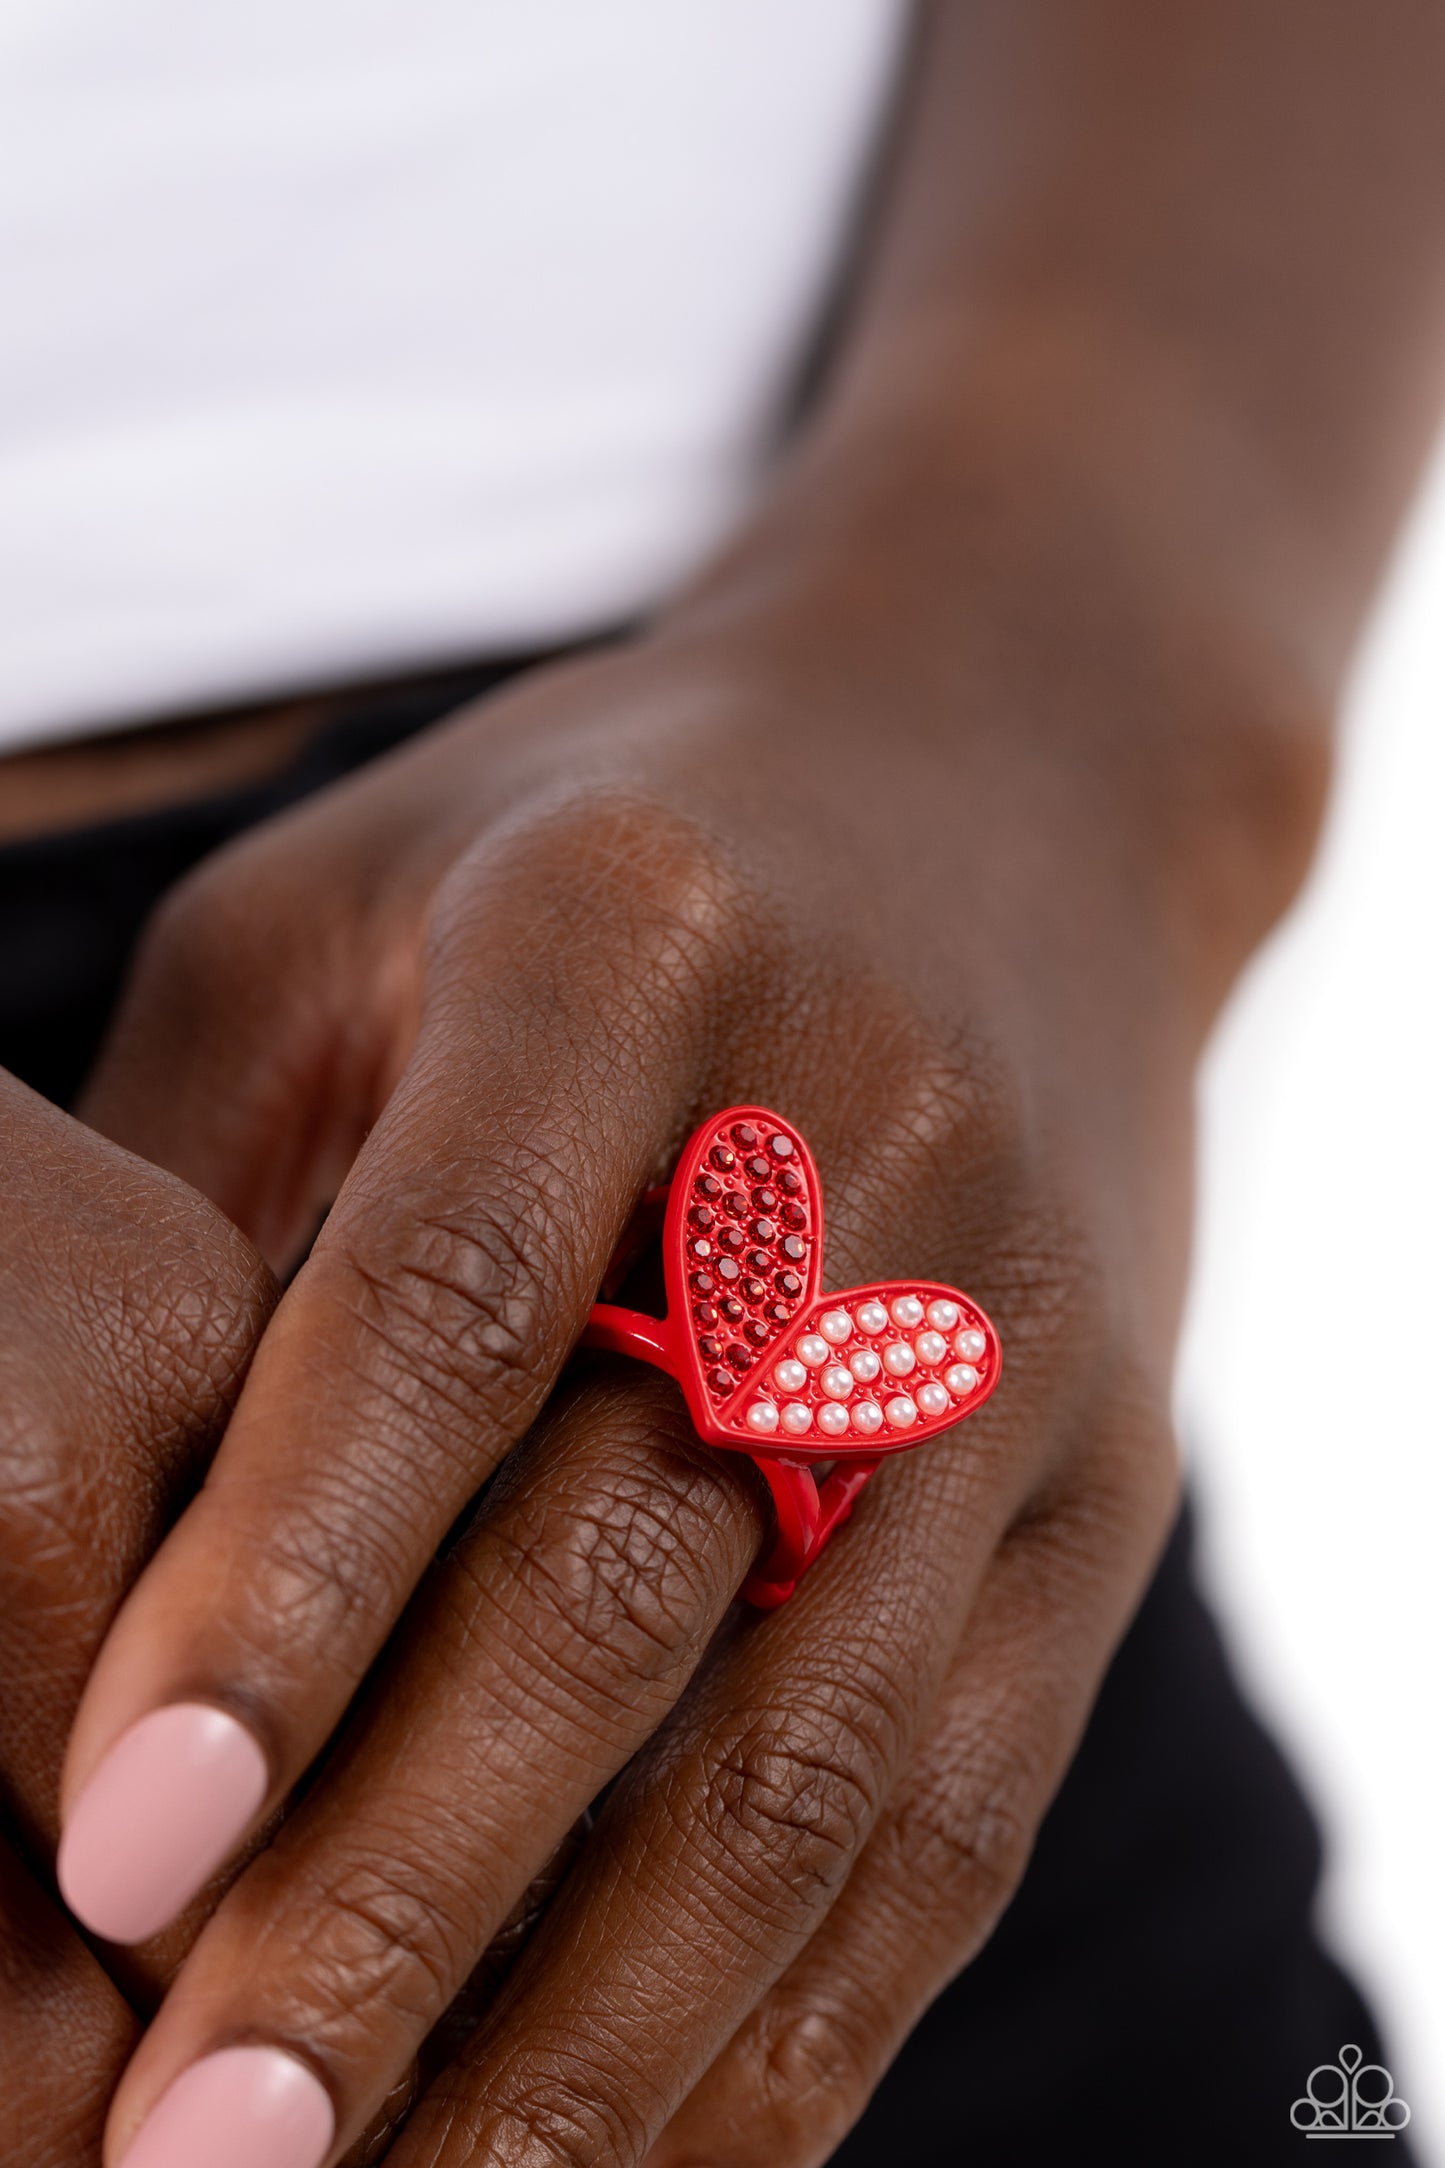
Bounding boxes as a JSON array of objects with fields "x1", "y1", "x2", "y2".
[{"x1": 58, "y1": 801, "x2": 727, "y2": 1946}]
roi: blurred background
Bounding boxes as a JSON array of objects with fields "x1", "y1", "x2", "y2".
[{"x1": 1178, "y1": 433, "x2": 1445, "y2": 2160}]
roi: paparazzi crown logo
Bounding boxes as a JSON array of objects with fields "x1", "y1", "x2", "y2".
[{"x1": 1291, "y1": 2044, "x2": 1411, "y2": 2139}]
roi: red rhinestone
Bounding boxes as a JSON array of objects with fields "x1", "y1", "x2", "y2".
[
  {"x1": 751, "y1": 1186, "x2": 777, "y2": 1213},
  {"x1": 707, "y1": 1365, "x2": 734, "y2": 1394},
  {"x1": 690, "y1": 1270, "x2": 715, "y2": 1295},
  {"x1": 718, "y1": 1226, "x2": 745, "y2": 1253},
  {"x1": 724, "y1": 1191, "x2": 748, "y2": 1219},
  {"x1": 726, "y1": 1343, "x2": 752, "y2": 1371},
  {"x1": 781, "y1": 1201, "x2": 806, "y2": 1230},
  {"x1": 688, "y1": 1237, "x2": 712, "y2": 1260},
  {"x1": 731, "y1": 1122, "x2": 760, "y2": 1149},
  {"x1": 696, "y1": 1172, "x2": 723, "y2": 1200},
  {"x1": 719, "y1": 1296, "x2": 745, "y2": 1322},
  {"x1": 766, "y1": 1301, "x2": 791, "y2": 1326},
  {"x1": 745, "y1": 1249, "x2": 770, "y2": 1275},
  {"x1": 776, "y1": 1167, "x2": 802, "y2": 1195},
  {"x1": 751, "y1": 1217, "x2": 776, "y2": 1244},
  {"x1": 716, "y1": 1257, "x2": 741, "y2": 1282},
  {"x1": 698, "y1": 1334, "x2": 723, "y2": 1362},
  {"x1": 769, "y1": 1133, "x2": 795, "y2": 1159},
  {"x1": 781, "y1": 1235, "x2": 806, "y2": 1263},
  {"x1": 775, "y1": 1269, "x2": 802, "y2": 1298},
  {"x1": 694, "y1": 1302, "x2": 719, "y2": 1327},
  {"x1": 688, "y1": 1203, "x2": 716, "y2": 1231},
  {"x1": 744, "y1": 1154, "x2": 770, "y2": 1182},
  {"x1": 710, "y1": 1144, "x2": 736, "y2": 1172},
  {"x1": 744, "y1": 1319, "x2": 770, "y2": 1347},
  {"x1": 741, "y1": 1276, "x2": 766, "y2": 1304}
]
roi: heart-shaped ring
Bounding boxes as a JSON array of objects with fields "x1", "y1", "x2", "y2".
[{"x1": 581, "y1": 1107, "x2": 1001, "y2": 1606}]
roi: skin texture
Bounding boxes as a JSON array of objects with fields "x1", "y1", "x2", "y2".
[
  {"x1": 0, "y1": 1071, "x2": 275, "y2": 2161},
  {"x1": 6, "y1": 1, "x2": 1445, "y2": 2161}
]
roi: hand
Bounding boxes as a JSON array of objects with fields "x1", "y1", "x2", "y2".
[
  {"x1": 64, "y1": 484, "x2": 1311, "y2": 2168},
  {"x1": 0, "y1": 1068, "x2": 274, "y2": 2162}
]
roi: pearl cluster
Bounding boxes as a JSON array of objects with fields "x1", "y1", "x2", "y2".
[
  {"x1": 741, "y1": 1293, "x2": 990, "y2": 1440},
  {"x1": 690, "y1": 1120, "x2": 812, "y2": 1396}
]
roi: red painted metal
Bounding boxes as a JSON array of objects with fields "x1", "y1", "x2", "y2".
[{"x1": 581, "y1": 1107, "x2": 1001, "y2": 1604}]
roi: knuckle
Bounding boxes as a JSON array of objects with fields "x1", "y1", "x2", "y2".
[
  {"x1": 736, "y1": 1995, "x2": 875, "y2": 2161},
  {"x1": 212, "y1": 1471, "x2": 419, "y2": 1677},
  {"x1": 130, "y1": 855, "x2": 261, "y2": 1011},
  {"x1": 466, "y1": 2060, "x2": 650, "y2": 2168},
  {"x1": 483, "y1": 2081, "x2": 641, "y2": 2168},
  {"x1": 0, "y1": 1208, "x2": 272, "y2": 1619},
  {"x1": 245, "y1": 1842, "x2": 479, "y2": 2045},
  {"x1": 127, "y1": 1197, "x2": 276, "y2": 1418},
  {"x1": 435, "y1": 787, "x2": 751, "y2": 1020},
  {"x1": 492, "y1": 1454, "x2": 727, "y2": 1685},
  {"x1": 326, "y1": 1172, "x2": 570, "y2": 1453},
  {"x1": 885, "y1": 1738, "x2": 1038, "y2": 1933},
  {"x1": 421, "y1": 2044, "x2": 650, "y2": 2168},
  {"x1": 0, "y1": 1404, "x2": 81, "y2": 1604},
  {"x1": 699, "y1": 1705, "x2": 881, "y2": 1914}
]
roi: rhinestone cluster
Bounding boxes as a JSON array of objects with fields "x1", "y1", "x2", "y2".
[
  {"x1": 737, "y1": 1294, "x2": 990, "y2": 1441},
  {"x1": 688, "y1": 1119, "x2": 811, "y2": 1396}
]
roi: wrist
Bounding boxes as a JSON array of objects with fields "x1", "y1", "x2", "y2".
[{"x1": 665, "y1": 317, "x2": 1334, "y2": 1018}]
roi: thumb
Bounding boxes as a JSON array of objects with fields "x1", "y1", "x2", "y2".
[{"x1": 80, "y1": 809, "x2": 428, "y2": 1272}]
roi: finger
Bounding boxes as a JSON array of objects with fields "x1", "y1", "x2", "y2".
[
  {"x1": 76, "y1": 744, "x2": 477, "y2": 1267},
  {"x1": 60, "y1": 800, "x2": 730, "y2": 1945},
  {"x1": 643, "y1": 1482, "x2": 1170, "y2": 2168},
  {"x1": 0, "y1": 1067, "x2": 274, "y2": 1860},
  {"x1": 0, "y1": 1822, "x2": 140, "y2": 2168},
  {"x1": 92, "y1": 1066, "x2": 1056, "y2": 2168},
  {"x1": 373, "y1": 1411, "x2": 1109, "y2": 2168},
  {"x1": 98, "y1": 1365, "x2": 763, "y2": 2168}
]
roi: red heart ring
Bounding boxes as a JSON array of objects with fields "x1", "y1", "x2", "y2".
[{"x1": 581, "y1": 1106, "x2": 1001, "y2": 1606}]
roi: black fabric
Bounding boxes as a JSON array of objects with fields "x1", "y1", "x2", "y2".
[
  {"x1": 0, "y1": 673, "x2": 1409, "y2": 2165},
  {"x1": 0, "y1": 662, "x2": 518, "y2": 1110},
  {"x1": 837, "y1": 1505, "x2": 1407, "y2": 2165}
]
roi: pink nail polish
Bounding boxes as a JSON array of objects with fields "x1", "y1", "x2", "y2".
[
  {"x1": 118, "y1": 2046, "x2": 334, "y2": 2168},
  {"x1": 58, "y1": 1701, "x2": 268, "y2": 1943}
]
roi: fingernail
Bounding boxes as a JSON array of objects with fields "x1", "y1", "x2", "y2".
[
  {"x1": 58, "y1": 1701, "x2": 268, "y2": 1942},
  {"x1": 118, "y1": 2046, "x2": 333, "y2": 2168}
]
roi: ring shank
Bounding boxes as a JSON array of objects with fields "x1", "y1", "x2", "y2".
[{"x1": 580, "y1": 1302, "x2": 869, "y2": 1604}]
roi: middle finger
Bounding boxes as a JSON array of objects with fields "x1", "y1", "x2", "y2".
[
  {"x1": 104, "y1": 1348, "x2": 1034, "y2": 2168},
  {"x1": 99, "y1": 1364, "x2": 763, "y2": 2168}
]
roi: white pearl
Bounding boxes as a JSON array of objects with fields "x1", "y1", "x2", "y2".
[
  {"x1": 944, "y1": 1363, "x2": 979, "y2": 1396},
  {"x1": 848, "y1": 1347, "x2": 881, "y2": 1382},
  {"x1": 850, "y1": 1399, "x2": 883, "y2": 1434},
  {"x1": 816, "y1": 1401, "x2": 850, "y2": 1437},
  {"x1": 915, "y1": 1381, "x2": 951, "y2": 1417},
  {"x1": 882, "y1": 1341, "x2": 916, "y2": 1377},
  {"x1": 954, "y1": 1327, "x2": 987, "y2": 1362},
  {"x1": 890, "y1": 1294, "x2": 925, "y2": 1328},
  {"x1": 884, "y1": 1394, "x2": 918, "y2": 1428},
  {"x1": 769, "y1": 1133, "x2": 794, "y2": 1158},
  {"x1": 856, "y1": 1300, "x2": 889, "y2": 1335},
  {"x1": 914, "y1": 1331, "x2": 948, "y2": 1367},
  {"x1": 926, "y1": 1299, "x2": 960, "y2": 1331},
  {"x1": 774, "y1": 1358, "x2": 807, "y2": 1393},
  {"x1": 821, "y1": 1364, "x2": 854, "y2": 1400},
  {"x1": 782, "y1": 1401, "x2": 813, "y2": 1435},
  {"x1": 798, "y1": 1335, "x2": 829, "y2": 1367},
  {"x1": 746, "y1": 1400, "x2": 779, "y2": 1434},
  {"x1": 820, "y1": 1309, "x2": 853, "y2": 1344}
]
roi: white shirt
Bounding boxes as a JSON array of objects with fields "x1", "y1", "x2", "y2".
[{"x1": 0, "y1": 1, "x2": 908, "y2": 752}]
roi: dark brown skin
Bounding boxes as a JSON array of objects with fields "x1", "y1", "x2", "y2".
[
  {"x1": 6, "y1": 3, "x2": 1445, "y2": 2162},
  {"x1": 0, "y1": 1071, "x2": 275, "y2": 2161}
]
